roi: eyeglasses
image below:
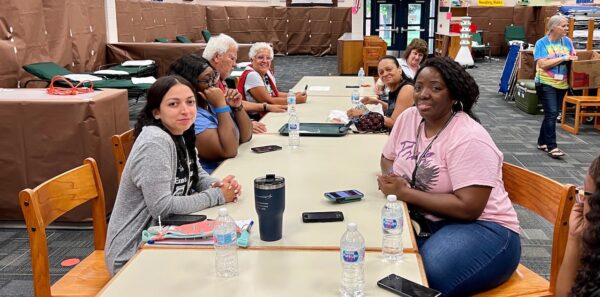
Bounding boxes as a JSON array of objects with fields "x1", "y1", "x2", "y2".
[
  {"x1": 198, "y1": 70, "x2": 220, "y2": 88},
  {"x1": 254, "y1": 55, "x2": 273, "y2": 61},
  {"x1": 576, "y1": 186, "x2": 593, "y2": 204}
]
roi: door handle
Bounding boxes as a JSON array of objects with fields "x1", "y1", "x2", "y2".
[
  {"x1": 400, "y1": 27, "x2": 425, "y2": 33},
  {"x1": 375, "y1": 27, "x2": 399, "y2": 32}
]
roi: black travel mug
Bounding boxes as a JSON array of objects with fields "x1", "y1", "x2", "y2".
[{"x1": 254, "y1": 174, "x2": 285, "y2": 241}]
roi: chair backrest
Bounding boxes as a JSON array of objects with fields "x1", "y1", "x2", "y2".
[
  {"x1": 176, "y1": 35, "x2": 192, "y2": 43},
  {"x1": 22, "y1": 62, "x2": 72, "y2": 81},
  {"x1": 19, "y1": 158, "x2": 107, "y2": 297},
  {"x1": 471, "y1": 32, "x2": 483, "y2": 44},
  {"x1": 363, "y1": 46, "x2": 386, "y2": 63},
  {"x1": 504, "y1": 25, "x2": 526, "y2": 43},
  {"x1": 364, "y1": 38, "x2": 388, "y2": 49},
  {"x1": 154, "y1": 37, "x2": 169, "y2": 43},
  {"x1": 501, "y1": 162, "x2": 575, "y2": 293},
  {"x1": 201, "y1": 29, "x2": 211, "y2": 42},
  {"x1": 111, "y1": 129, "x2": 134, "y2": 183}
]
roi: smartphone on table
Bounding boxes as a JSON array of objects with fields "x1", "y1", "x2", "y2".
[
  {"x1": 324, "y1": 189, "x2": 364, "y2": 203},
  {"x1": 161, "y1": 214, "x2": 207, "y2": 226},
  {"x1": 377, "y1": 274, "x2": 442, "y2": 297},
  {"x1": 302, "y1": 211, "x2": 344, "y2": 223},
  {"x1": 251, "y1": 145, "x2": 282, "y2": 154}
]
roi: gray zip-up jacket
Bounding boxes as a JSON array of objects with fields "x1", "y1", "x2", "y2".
[{"x1": 105, "y1": 126, "x2": 224, "y2": 274}]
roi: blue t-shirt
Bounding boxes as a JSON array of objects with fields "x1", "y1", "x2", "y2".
[
  {"x1": 533, "y1": 35, "x2": 575, "y2": 89},
  {"x1": 193, "y1": 106, "x2": 239, "y2": 173}
]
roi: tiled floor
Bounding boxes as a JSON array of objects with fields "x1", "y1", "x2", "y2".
[{"x1": 1, "y1": 55, "x2": 598, "y2": 296}]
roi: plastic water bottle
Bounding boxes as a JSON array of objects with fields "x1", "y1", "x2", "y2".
[
  {"x1": 214, "y1": 208, "x2": 239, "y2": 277},
  {"x1": 382, "y1": 195, "x2": 403, "y2": 262},
  {"x1": 287, "y1": 91, "x2": 296, "y2": 114},
  {"x1": 358, "y1": 67, "x2": 365, "y2": 86},
  {"x1": 340, "y1": 223, "x2": 365, "y2": 297},
  {"x1": 351, "y1": 89, "x2": 360, "y2": 108},
  {"x1": 288, "y1": 109, "x2": 300, "y2": 149}
]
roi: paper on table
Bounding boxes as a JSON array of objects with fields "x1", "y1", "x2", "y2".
[
  {"x1": 230, "y1": 70, "x2": 244, "y2": 77},
  {"x1": 308, "y1": 86, "x2": 330, "y2": 91},
  {"x1": 64, "y1": 74, "x2": 104, "y2": 82},
  {"x1": 146, "y1": 219, "x2": 254, "y2": 246},
  {"x1": 94, "y1": 69, "x2": 129, "y2": 76},
  {"x1": 122, "y1": 60, "x2": 155, "y2": 66},
  {"x1": 132, "y1": 77, "x2": 157, "y2": 84}
]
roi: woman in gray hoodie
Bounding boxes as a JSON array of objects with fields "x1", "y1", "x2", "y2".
[{"x1": 105, "y1": 75, "x2": 240, "y2": 274}]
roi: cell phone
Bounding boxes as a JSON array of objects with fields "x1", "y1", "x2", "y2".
[
  {"x1": 324, "y1": 189, "x2": 364, "y2": 203},
  {"x1": 251, "y1": 145, "x2": 282, "y2": 154},
  {"x1": 161, "y1": 214, "x2": 207, "y2": 226},
  {"x1": 302, "y1": 211, "x2": 344, "y2": 223},
  {"x1": 377, "y1": 274, "x2": 442, "y2": 297}
]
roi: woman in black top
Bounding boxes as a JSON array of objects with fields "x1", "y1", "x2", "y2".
[{"x1": 347, "y1": 55, "x2": 414, "y2": 129}]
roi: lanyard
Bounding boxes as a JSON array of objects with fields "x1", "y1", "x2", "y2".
[{"x1": 410, "y1": 112, "x2": 456, "y2": 189}]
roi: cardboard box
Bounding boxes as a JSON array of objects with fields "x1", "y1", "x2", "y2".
[{"x1": 570, "y1": 50, "x2": 600, "y2": 90}]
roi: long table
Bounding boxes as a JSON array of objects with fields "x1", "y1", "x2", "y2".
[
  {"x1": 292, "y1": 76, "x2": 376, "y2": 97},
  {"x1": 184, "y1": 134, "x2": 417, "y2": 252},
  {"x1": 98, "y1": 249, "x2": 427, "y2": 297},
  {"x1": 0, "y1": 89, "x2": 129, "y2": 221}
]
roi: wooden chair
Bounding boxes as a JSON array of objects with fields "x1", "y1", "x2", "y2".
[
  {"x1": 362, "y1": 46, "x2": 386, "y2": 77},
  {"x1": 19, "y1": 158, "x2": 110, "y2": 297},
  {"x1": 473, "y1": 162, "x2": 576, "y2": 297},
  {"x1": 111, "y1": 129, "x2": 134, "y2": 183},
  {"x1": 561, "y1": 95, "x2": 600, "y2": 135}
]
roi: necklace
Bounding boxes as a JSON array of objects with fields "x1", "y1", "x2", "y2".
[{"x1": 410, "y1": 112, "x2": 456, "y2": 188}]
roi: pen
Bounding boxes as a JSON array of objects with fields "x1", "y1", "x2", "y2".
[{"x1": 304, "y1": 84, "x2": 308, "y2": 91}]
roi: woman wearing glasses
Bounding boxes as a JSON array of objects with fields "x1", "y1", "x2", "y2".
[
  {"x1": 238, "y1": 42, "x2": 307, "y2": 118},
  {"x1": 170, "y1": 54, "x2": 253, "y2": 174},
  {"x1": 556, "y1": 155, "x2": 600, "y2": 297}
]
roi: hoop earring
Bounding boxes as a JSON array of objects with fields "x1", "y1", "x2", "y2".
[{"x1": 453, "y1": 100, "x2": 464, "y2": 112}]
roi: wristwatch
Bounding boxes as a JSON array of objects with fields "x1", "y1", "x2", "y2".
[
  {"x1": 231, "y1": 105, "x2": 244, "y2": 112},
  {"x1": 263, "y1": 103, "x2": 268, "y2": 112}
]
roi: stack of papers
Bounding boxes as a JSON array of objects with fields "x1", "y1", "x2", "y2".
[
  {"x1": 132, "y1": 77, "x2": 156, "y2": 85},
  {"x1": 122, "y1": 60, "x2": 155, "y2": 67},
  {"x1": 64, "y1": 74, "x2": 104, "y2": 82}
]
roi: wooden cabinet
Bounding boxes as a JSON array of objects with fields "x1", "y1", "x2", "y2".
[
  {"x1": 337, "y1": 33, "x2": 363, "y2": 75},
  {"x1": 434, "y1": 33, "x2": 470, "y2": 59}
]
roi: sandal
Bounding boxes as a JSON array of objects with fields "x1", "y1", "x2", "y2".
[
  {"x1": 537, "y1": 144, "x2": 548, "y2": 152},
  {"x1": 547, "y1": 148, "x2": 565, "y2": 159}
]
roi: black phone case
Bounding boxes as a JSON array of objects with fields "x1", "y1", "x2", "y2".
[
  {"x1": 377, "y1": 274, "x2": 441, "y2": 297},
  {"x1": 251, "y1": 145, "x2": 282, "y2": 153},
  {"x1": 162, "y1": 214, "x2": 207, "y2": 226},
  {"x1": 302, "y1": 211, "x2": 344, "y2": 223}
]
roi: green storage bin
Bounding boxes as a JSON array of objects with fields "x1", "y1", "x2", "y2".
[{"x1": 515, "y1": 79, "x2": 542, "y2": 115}]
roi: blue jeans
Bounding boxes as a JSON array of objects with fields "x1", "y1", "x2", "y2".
[
  {"x1": 417, "y1": 220, "x2": 521, "y2": 297},
  {"x1": 536, "y1": 83, "x2": 566, "y2": 150}
]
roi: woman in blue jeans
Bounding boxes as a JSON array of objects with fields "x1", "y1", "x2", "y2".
[
  {"x1": 534, "y1": 15, "x2": 577, "y2": 158},
  {"x1": 378, "y1": 57, "x2": 521, "y2": 296}
]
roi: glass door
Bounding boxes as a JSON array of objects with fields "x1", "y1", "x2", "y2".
[{"x1": 369, "y1": 0, "x2": 434, "y2": 52}]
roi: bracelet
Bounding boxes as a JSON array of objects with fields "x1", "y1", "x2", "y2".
[
  {"x1": 231, "y1": 105, "x2": 243, "y2": 112},
  {"x1": 213, "y1": 106, "x2": 231, "y2": 114},
  {"x1": 262, "y1": 103, "x2": 267, "y2": 112}
]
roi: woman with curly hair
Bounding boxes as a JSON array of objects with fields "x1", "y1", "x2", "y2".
[
  {"x1": 556, "y1": 155, "x2": 600, "y2": 297},
  {"x1": 378, "y1": 57, "x2": 521, "y2": 296}
]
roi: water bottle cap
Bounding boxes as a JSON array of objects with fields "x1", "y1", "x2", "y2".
[
  {"x1": 347, "y1": 222, "x2": 357, "y2": 231},
  {"x1": 219, "y1": 208, "x2": 228, "y2": 216},
  {"x1": 387, "y1": 195, "x2": 397, "y2": 202}
]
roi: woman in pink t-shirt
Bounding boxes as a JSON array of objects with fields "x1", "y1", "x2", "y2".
[{"x1": 379, "y1": 57, "x2": 521, "y2": 296}]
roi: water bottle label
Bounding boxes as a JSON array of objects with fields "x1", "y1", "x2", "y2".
[
  {"x1": 288, "y1": 123, "x2": 299, "y2": 130},
  {"x1": 341, "y1": 248, "x2": 364, "y2": 263},
  {"x1": 288, "y1": 96, "x2": 295, "y2": 105},
  {"x1": 383, "y1": 218, "x2": 399, "y2": 230},
  {"x1": 214, "y1": 233, "x2": 235, "y2": 245}
]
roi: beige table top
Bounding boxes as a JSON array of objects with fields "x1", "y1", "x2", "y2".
[
  {"x1": 292, "y1": 76, "x2": 376, "y2": 97},
  {"x1": 99, "y1": 249, "x2": 427, "y2": 297},
  {"x1": 182, "y1": 134, "x2": 416, "y2": 252},
  {"x1": 259, "y1": 96, "x2": 351, "y2": 133}
]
